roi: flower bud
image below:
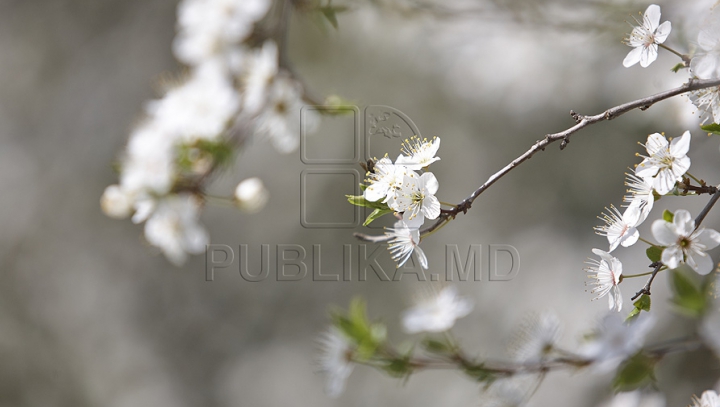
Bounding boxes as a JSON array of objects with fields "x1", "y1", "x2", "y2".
[
  {"x1": 234, "y1": 177, "x2": 268, "y2": 213},
  {"x1": 101, "y1": 185, "x2": 133, "y2": 219}
]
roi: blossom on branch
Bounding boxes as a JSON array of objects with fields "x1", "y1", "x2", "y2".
[
  {"x1": 690, "y1": 8, "x2": 720, "y2": 80},
  {"x1": 395, "y1": 136, "x2": 441, "y2": 170},
  {"x1": 389, "y1": 172, "x2": 441, "y2": 221},
  {"x1": 580, "y1": 313, "x2": 655, "y2": 372},
  {"x1": 623, "y1": 173, "x2": 654, "y2": 221},
  {"x1": 690, "y1": 390, "x2": 720, "y2": 407},
  {"x1": 623, "y1": 4, "x2": 671, "y2": 68},
  {"x1": 317, "y1": 327, "x2": 355, "y2": 398},
  {"x1": 385, "y1": 218, "x2": 428, "y2": 269},
  {"x1": 363, "y1": 156, "x2": 408, "y2": 203},
  {"x1": 594, "y1": 203, "x2": 642, "y2": 252},
  {"x1": 635, "y1": 131, "x2": 691, "y2": 195},
  {"x1": 508, "y1": 310, "x2": 563, "y2": 363},
  {"x1": 651, "y1": 209, "x2": 720, "y2": 275},
  {"x1": 585, "y1": 249, "x2": 624, "y2": 312},
  {"x1": 401, "y1": 286, "x2": 473, "y2": 334}
]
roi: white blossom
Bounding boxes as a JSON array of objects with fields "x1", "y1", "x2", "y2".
[
  {"x1": 385, "y1": 219, "x2": 428, "y2": 269},
  {"x1": 146, "y1": 60, "x2": 240, "y2": 143},
  {"x1": 585, "y1": 249, "x2": 624, "y2": 312},
  {"x1": 254, "y1": 76, "x2": 319, "y2": 154},
  {"x1": 597, "y1": 391, "x2": 665, "y2": 407},
  {"x1": 635, "y1": 131, "x2": 691, "y2": 195},
  {"x1": 690, "y1": 390, "x2": 720, "y2": 407},
  {"x1": 144, "y1": 194, "x2": 209, "y2": 265},
  {"x1": 173, "y1": 0, "x2": 271, "y2": 66},
  {"x1": 395, "y1": 136, "x2": 441, "y2": 170},
  {"x1": 242, "y1": 41, "x2": 279, "y2": 116},
  {"x1": 234, "y1": 177, "x2": 269, "y2": 213},
  {"x1": 690, "y1": 86, "x2": 720, "y2": 125},
  {"x1": 509, "y1": 310, "x2": 563, "y2": 363},
  {"x1": 100, "y1": 185, "x2": 134, "y2": 219},
  {"x1": 623, "y1": 4, "x2": 672, "y2": 68},
  {"x1": 120, "y1": 124, "x2": 176, "y2": 195},
  {"x1": 317, "y1": 327, "x2": 354, "y2": 398},
  {"x1": 691, "y1": 8, "x2": 720, "y2": 79},
  {"x1": 389, "y1": 172, "x2": 441, "y2": 221},
  {"x1": 651, "y1": 209, "x2": 720, "y2": 275},
  {"x1": 363, "y1": 157, "x2": 408, "y2": 203},
  {"x1": 401, "y1": 286, "x2": 473, "y2": 334},
  {"x1": 624, "y1": 173, "x2": 654, "y2": 222},
  {"x1": 594, "y1": 203, "x2": 642, "y2": 252},
  {"x1": 580, "y1": 313, "x2": 655, "y2": 372}
]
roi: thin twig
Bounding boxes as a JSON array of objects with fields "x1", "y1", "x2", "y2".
[
  {"x1": 354, "y1": 77, "x2": 720, "y2": 243},
  {"x1": 694, "y1": 187, "x2": 720, "y2": 230},
  {"x1": 630, "y1": 262, "x2": 664, "y2": 301}
]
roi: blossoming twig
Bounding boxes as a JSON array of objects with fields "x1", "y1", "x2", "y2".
[{"x1": 354, "y1": 78, "x2": 720, "y2": 243}]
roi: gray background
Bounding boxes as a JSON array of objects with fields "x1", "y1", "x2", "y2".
[{"x1": 1, "y1": 0, "x2": 719, "y2": 405}]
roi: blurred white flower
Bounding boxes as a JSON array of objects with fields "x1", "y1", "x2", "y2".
[
  {"x1": 147, "y1": 60, "x2": 240, "y2": 143},
  {"x1": 479, "y1": 376, "x2": 534, "y2": 407},
  {"x1": 690, "y1": 86, "x2": 720, "y2": 125},
  {"x1": 363, "y1": 157, "x2": 408, "y2": 203},
  {"x1": 509, "y1": 310, "x2": 563, "y2": 363},
  {"x1": 580, "y1": 313, "x2": 655, "y2": 372},
  {"x1": 623, "y1": 173, "x2": 654, "y2": 221},
  {"x1": 144, "y1": 194, "x2": 209, "y2": 265},
  {"x1": 390, "y1": 172, "x2": 441, "y2": 221},
  {"x1": 173, "y1": 0, "x2": 271, "y2": 66},
  {"x1": 585, "y1": 249, "x2": 624, "y2": 312},
  {"x1": 635, "y1": 131, "x2": 691, "y2": 195},
  {"x1": 254, "y1": 76, "x2": 319, "y2": 154},
  {"x1": 100, "y1": 185, "x2": 134, "y2": 219},
  {"x1": 623, "y1": 4, "x2": 672, "y2": 68},
  {"x1": 651, "y1": 209, "x2": 720, "y2": 274},
  {"x1": 691, "y1": 8, "x2": 720, "y2": 79},
  {"x1": 690, "y1": 390, "x2": 720, "y2": 407},
  {"x1": 597, "y1": 391, "x2": 665, "y2": 407},
  {"x1": 317, "y1": 327, "x2": 354, "y2": 398},
  {"x1": 395, "y1": 136, "x2": 441, "y2": 170},
  {"x1": 385, "y1": 219, "x2": 427, "y2": 269},
  {"x1": 401, "y1": 286, "x2": 473, "y2": 334},
  {"x1": 234, "y1": 177, "x2": 269, "y2": 213},
  {"x1": 242, "y1": 41, "x2": 279, "y2": 116},
  {"x1": 594, "y1": 203, "x2": 642, "y2": 252},
  {"x1": 120, "y1": 124, "x2": 176, "y2": 195}
]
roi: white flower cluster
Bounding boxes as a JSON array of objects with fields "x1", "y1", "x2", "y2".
[
  {"x1": 102, "y1": 0, "x2": 319, "y2": 264},
  {"x1": 623, "y1": 4, "x2": 671, "y2": 68},
  {"x1": 587, "y1": 131, "x2": 720, "y2": 310},
  {"x1": 362, "y1": 136, "x2": 441, "y2": 268},
  {"x1": 689, "y1": 7, "x2": 720, "y2": 124}
]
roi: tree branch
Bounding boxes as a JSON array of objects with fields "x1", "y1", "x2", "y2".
[{"x1": 354, "y1": 77, "x2": 720, "y2": 243}]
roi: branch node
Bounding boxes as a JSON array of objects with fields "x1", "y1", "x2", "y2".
[
  {"x1": 570, "y1": 110, "x2": 583, "y2": 123},
  {"x1": 559, "y1": 137, "x2": 570, "y2": 150}
]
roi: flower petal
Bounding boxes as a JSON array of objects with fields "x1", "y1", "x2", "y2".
[
  {"x1": 640, "y1": 44, "x2": 658, "y2": 67},
  {"x1": 661, "y1": 245, "x2": 683, "y2": 269},
  {"x1": 688, "y1": 251, "x2": 714, "y2": 275},
  {"x1": 645, "y1": 133, "x2": 668, "y2": 156},
  {"x1": 652, "y1": 219, "x2": 678, "y2": 246},
  {"x1": 623, "y1": 46, "x2": 643, "y2": 67},
  {"x1": 669, "y1": 131, "x2": 691, "y2": 157},
  {"x1": 644, "y1": 4, "x2": 661, "y2": 31},
  {"x1": 699, "y1": 228, "x2": 720, "y2": 250},
  {"x1": 654, "y1": 21, "x2": 671, "y2": 43}
]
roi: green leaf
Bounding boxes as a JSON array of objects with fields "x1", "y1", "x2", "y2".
[
  {"x1": 463, "y1": 364, "x2": 495, "y2": 383},
  {"x1": 318, "y1": 5, "x2": 348, "y2": 30},
  {"x1": 346, "y1": 195, "x2": 391, "y2": 210},
  {"x1": 670, "y1": 62, "x2": 685, "y2": 73},
  {"x1": 645, "y1": 246, "x2": 663, "y2": 263},
  {"x1": 626, "y1": 294, "x2": 651, "y2": 321},
  {"x1": 383, "y1": 356, "x2": 413, "y2": 377},
  {"x1": 363, "y1": 208, "x2": 393, "y2": 226},
  {"x1": 701, "y1": 123, "x2": 720, "y2": 136},
  {"x1": 670, "y1": 269, "x2": 706, "y2": 317},
  {"x1": 421, "y1": 338, "x2": 453, "y2": 354},
  {"x1": 662, "y1": 209, "x2": 674, "y2": 223},
  {"x1": 612, "y1": 352, "x2": 657, "y2": 391}
]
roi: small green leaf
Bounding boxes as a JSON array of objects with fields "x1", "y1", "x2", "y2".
[
  {"x1": 421, "y1": 338, "x2": 453, "y2": 354},
  {"x1": 670, "y1": 62, "x2": 685, "y2": 73},
  {"x1": 463, "y1": 364, "x2": 495, "y2": 383},
  {"x1": 363, "y1": 208, "x2": 393, "y2": 226},
  {"x1": 346, "y1": 195, "x2": 391, "y2": 210},
  {"x1": 662, "y1": 209, "x2": 674, "y2": 223},
  {"x1": 701, "y1": 123, "x2": 720, "y2": 136},
  {"x1": 626, "y1": 294, "x2": 651, "y2": 321},
  {"x1": 670, "y1": 269, "x2": 706, "y2": 317},
  {"x1": 612, "y1": 353, "x2": 656, "y2": 391},
  {"x1": 318, "y1": 5, "x2": 348, "y2": 30},
  {"x1": 383, "y1": 356, "x2": 413, "y2": 377},
  {"x1": 645, "y1": 246, "x2": 663, "y2": 263}
]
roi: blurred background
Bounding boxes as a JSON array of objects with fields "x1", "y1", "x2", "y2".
[{"x1": 1, "y1": 0, "x2": 719, "y2": 405}]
